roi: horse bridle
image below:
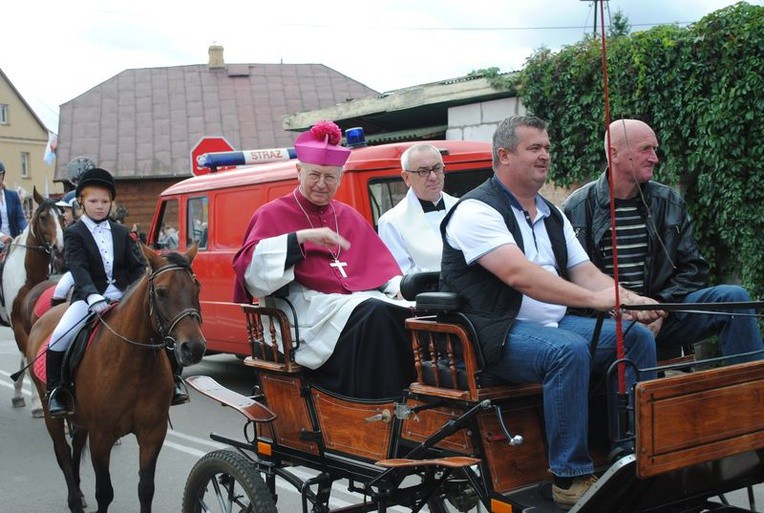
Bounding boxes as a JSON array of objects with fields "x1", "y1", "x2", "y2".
[
  {"x1": 13, "y1": 202, "x2": 63, "y2": 276},
  {"x1": 148, "y1": 263, "x2": 202, "y2": 350},
  {"x1": 95, "y1": 263, "x2": 202, "y2": 351}
]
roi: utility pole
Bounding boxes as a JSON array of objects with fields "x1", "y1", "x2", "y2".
[{"x1": 580, "y1": 0, "x2": 609, "y2": 35}]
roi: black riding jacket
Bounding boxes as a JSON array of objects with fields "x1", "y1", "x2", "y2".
[{"x1": 562, "y1": 172, "x2": 709, "y2": 303}]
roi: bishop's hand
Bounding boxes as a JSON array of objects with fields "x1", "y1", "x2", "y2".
[{"x1": 296, "y1": 228, "x2": 351, "y2": 250}]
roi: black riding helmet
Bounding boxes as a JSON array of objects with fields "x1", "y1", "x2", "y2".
[{"x1": 76, "y1": 168, "x2": 116, "y2": 200}]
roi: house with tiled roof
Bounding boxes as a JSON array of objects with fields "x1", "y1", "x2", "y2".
[
  {"x1": 54, "y1": 45, "x2": 378, "y2": 228},
  {"x1": 0, "y1": 68, "x2": 61, "y2": 214}
]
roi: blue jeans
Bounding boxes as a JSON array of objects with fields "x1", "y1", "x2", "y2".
[
  {"x1": 657, "y1": 285, "x2": 764, "y2": 365},
  {"x1": 486, "y1": 315, "x2": 656, "y2": 478}
]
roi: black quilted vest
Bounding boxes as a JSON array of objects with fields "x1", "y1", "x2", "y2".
[{"x1": 440, "y1": 176, "x2": 569, "y2": 366}]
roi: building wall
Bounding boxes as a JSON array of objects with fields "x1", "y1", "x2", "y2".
[
  {"x1": 0, "y1": 74, "x2": 61, "y2": 204},
  {"x1": 111, "y1": 178, "x2": 180, "y2": 235},
  {"x1": 446, "y1": 97, "x2": 572, "y2": 206}
]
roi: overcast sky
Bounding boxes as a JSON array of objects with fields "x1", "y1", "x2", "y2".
[{"x1": 2, "y1": 0, "x2": 758, "y2": 132}]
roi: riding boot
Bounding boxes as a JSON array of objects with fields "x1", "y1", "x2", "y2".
[
  {"x1": 46, "y1": 350, "x2": 72, "y2": 417},
  {"x1": 169, "y1": 356, "x2": 189, "y2": 405}
]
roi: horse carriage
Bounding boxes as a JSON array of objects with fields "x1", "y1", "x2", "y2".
[{"x1": 183, "y1": 273, "x2": 764, "y2": 513}]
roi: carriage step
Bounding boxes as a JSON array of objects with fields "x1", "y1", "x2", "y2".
[
  {"x1": 186, "y1": 375, "x2": 276, "y2": 422},
  {"x1": 376, "y1": 456, "x2": 480, "y2": 468}
]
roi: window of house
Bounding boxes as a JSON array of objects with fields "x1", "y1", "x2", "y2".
[
  {"x1": 20, "y1": 152, "x2": 30, "y2": 178},
  {"x1": 0, "y1": 104, "x2": 8, "y2": 124}
]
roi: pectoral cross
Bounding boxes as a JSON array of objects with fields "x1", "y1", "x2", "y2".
[{"x1": 330, "y1": 258, "x2": 348, "y2": 278}]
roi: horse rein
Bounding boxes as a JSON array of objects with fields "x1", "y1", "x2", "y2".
[
  {"x1": 95, "y1": 263, "x2": 202, "y2": 350},
  {"x1": 148, "y1": 263, "x2": 202, "y2": 349}
]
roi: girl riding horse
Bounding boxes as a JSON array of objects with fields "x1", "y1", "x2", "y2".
[{"x1": 45, "y1": 167, "x2": 187, "y2": 416}]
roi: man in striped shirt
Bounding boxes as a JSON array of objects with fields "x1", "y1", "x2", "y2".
[{"x1": 563, "y1": 119, "x2": 763, "y2": 364}]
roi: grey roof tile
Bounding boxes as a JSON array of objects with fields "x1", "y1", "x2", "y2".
[{"x1": 56, "y1": 63, "x2": 378, "y2": 180}]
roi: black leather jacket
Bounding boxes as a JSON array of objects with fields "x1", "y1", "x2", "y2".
[{"x1": 562, "y1": 172, "x2": 709, "y2": 303}]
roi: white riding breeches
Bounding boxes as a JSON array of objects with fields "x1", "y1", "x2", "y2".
[
  {"x1": 48, "y1": 288, "x2": 123, "y2": 353},
  {"x1": 47, "y1": 300, "x2": 90, "y2": 353},
  {"x1": 52, "y1": 272, "x2": 74, "y2": 300}
]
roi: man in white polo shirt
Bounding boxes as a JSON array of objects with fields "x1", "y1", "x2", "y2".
[{"x1": 377, "y1": 144, "x2": 457, "y2": 273}]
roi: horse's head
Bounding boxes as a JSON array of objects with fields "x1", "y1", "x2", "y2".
[
  {"x1": 141, "y1": 243, "x2": 206, "y2": 366},
  {"x1": 31, "y1": 188, "x2": 65, "y2": 258}
]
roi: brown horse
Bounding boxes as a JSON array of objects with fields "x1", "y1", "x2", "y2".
[
  {"x1": 27, "y1": 244, "x2": 206, "y2": 513},
  {"x1": 1, "y1": 188, "x2": 65, "y2": 416}
]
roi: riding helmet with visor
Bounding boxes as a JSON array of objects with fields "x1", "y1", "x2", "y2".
[{"x1": 55, "y1": 190, "x2": 78, "y2": 210}]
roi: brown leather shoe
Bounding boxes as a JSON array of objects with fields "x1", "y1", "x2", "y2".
[{"x1": 552, "y1": 474, "x2": 598, "y2": 509}]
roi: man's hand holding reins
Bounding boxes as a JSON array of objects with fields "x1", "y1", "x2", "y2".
[{"x1": 619, "y1": 288, "x2": 666, "y2": 324}]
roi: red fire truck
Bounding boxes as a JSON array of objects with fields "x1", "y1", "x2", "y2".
[{"x1": 147, "y1": 138, "x2": 493, "y2": 356}]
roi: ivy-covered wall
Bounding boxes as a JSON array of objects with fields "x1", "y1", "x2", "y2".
[{"x1": 517, "y1": 2, "x2": 764, "y2": 296}]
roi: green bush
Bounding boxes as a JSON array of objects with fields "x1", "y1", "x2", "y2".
[{"x1": 518, "y1": 2, "x2": 764, "y2": 296}]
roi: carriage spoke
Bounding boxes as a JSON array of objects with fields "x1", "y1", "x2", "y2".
[
  {"x1": 205, "y1": 472, "x2": 252, "y2": 513},
  {"x1": 210, "y1": 475, "x2": 229, "y2": 513}
]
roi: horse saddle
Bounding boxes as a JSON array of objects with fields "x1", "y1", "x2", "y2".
[
  {"x1": 62, "y1": 314, "x2": 100, "y2": 387},
  {"x1": 34, "y1": 305, "x2": 122, "y2": 388},
  {"x1": 33, "y1": 313, "x2": 97, "y2": 384}
]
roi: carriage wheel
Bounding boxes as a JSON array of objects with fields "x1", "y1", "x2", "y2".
[{"x1": 182, "y1": 449, "x2": 277, "y2": 513}]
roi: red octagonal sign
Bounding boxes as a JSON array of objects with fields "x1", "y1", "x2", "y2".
[{"x1": 190, "y1": 136, "x2": 235, "y2": 176}]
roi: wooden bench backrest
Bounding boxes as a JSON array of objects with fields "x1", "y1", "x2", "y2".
[
  {"x1": 406, "y1": 316, "x2": 541, "y2": 402},
  {"x1": 242, "y1": 303, "x2": 302, "y2": 373}
]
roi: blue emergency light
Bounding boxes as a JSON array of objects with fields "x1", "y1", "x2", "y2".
[
  {"x1": 197, "y1": 127, "x2": 366, "y2": 169},
  {"x1": 197, "y1": 148, "x2": 298, "y2": 168},
  {"x1": 345, "y1": 127, "x2": 366, "y2": 148}
]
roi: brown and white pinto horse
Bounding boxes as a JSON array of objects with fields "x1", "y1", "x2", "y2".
[
  {"x1": 1, "y1": 188, "x2": 65, "y2": 416},
  {"x1": 27, "y1": 244, "x2": 206, "y2": 513}
]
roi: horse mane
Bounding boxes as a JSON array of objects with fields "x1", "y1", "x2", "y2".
[
  {"x1": 119, "y1": 250, "x2": 193, "y2": 304},
  {"x1": 163, "y1": 251, "x2": 192, "y2": 270},
  {"x1": 40, "y1": 197, "x2": 58, "y2": 208}
]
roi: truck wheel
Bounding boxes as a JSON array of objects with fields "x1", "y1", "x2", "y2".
[{"x1": 183, "y1": 449, "x2": 277, "y2": 513}]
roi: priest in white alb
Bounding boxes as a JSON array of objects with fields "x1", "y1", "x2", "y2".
[
  {"x1": 377, "y1": 144, "x2": 457, "y2": 273},
  {"x1": 233, "y1": 121, "x2": 416, "y2": 399}
]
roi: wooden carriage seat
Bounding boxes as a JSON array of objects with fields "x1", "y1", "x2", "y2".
[
  {"x1": 242, "y1": 302, "x2": 302, "y2": 374},
  {"x1": 406, "y1": 291, "x2": 541, "y2": 402},
  {"x1": 241, "y1": 303, "x2": 322, "y2": 454},
  {"x1": 241, "y1": 302, "x2": 399, "y2": 461}
]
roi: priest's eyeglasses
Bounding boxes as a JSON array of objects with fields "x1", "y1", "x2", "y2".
[{"x1": 406, "y1": 164, "x2": 444, "y2": 177}]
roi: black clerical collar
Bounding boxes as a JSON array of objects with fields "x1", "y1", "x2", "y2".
[{"x1": 418, "y1": 197, "x2": 445, "y2": 213}]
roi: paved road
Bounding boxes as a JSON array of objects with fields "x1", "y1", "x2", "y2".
[
  {"x1": 0, "y1": 326, "x2": 407, "y2": 513},
  {"x1": 1, "y1": 325, "x2": 762, "y2": 513}
]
